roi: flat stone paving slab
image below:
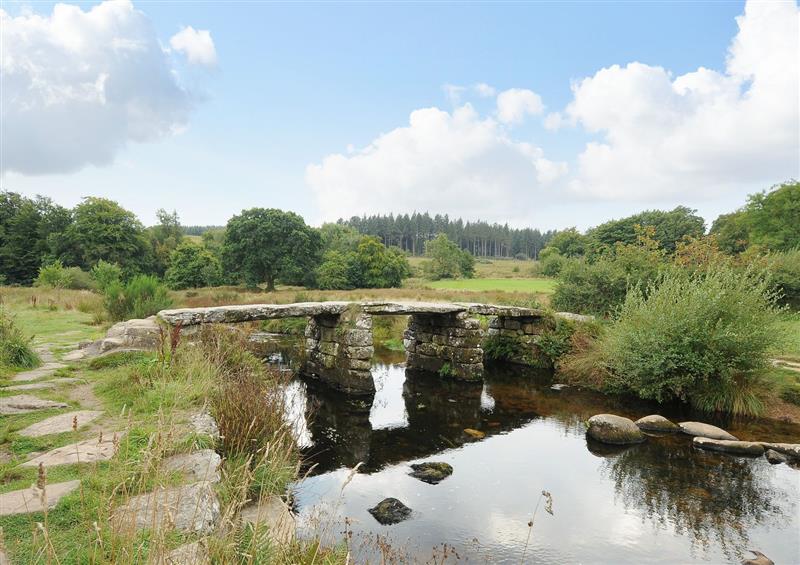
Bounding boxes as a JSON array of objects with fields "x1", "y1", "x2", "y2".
[
  {"x1": 163, "y1": 450, "x2": 221, "y2": 484},
  {"x1": 18, "y1": 410, "x2": 104, "y2": 438},
  {"x1": 62, "y1": 349, "x2": 87, "y2": 362},
  {"x1": 4, "y1": 378, "x2": 81, "y2": 391},
  {"x1": 0, "y1": 480, "x2": 80, "y2": 516},
  {"x1": 0, "y1": 395, "x2": 68, "y2": 416},
  {"x1": 12, "y1": 362, "x2": 67, "y2": 382},
  {"x1": 22, "y1": 431, "x2": 123, "y2": 467},
  {"x1": 112, "y1": 481, "x2": 220, "y2": 534},
  {"x1": 240, "y1": 496, "x2": 295, "y2": 544}
]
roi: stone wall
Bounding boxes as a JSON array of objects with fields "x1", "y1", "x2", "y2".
[
  {"x1": 303, "y1": 310, "x2": 375, "y2": 395},
  {"x1": 404, "y1": 312, "x2": 483, "y2": 381},
  {"x1": 486, "y1": 315, "x2": 553, "y2": 367}
]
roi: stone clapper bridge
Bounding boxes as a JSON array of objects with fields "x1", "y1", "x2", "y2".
[{"x1": 158, "y1": 301, "x2": 551, "y2": 394}]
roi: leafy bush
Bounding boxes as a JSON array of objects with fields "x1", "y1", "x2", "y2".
[
  {"x1": 315, "y1": 236, "x2": 410, "y2": 290},
  {"x1": 599, "y1": 266, "x2": 783, "y2": 415},
  {"x1": 538, "y1": 247, "x2": 565, "y2": 277},
  {"x1": 0, "y1": 307, "x2": 38, "y2": 368},
  {"x1": 64, "y1": 267, "x2": 95, "y2": 290},
  {"x1": 483, "y1": 334, "x2": 526, "y2": 363},
  {"x1": 91, "y1": 260, "x2": 123, "y2": 292},
  {"x1": 164, "y1": 242, "x2": 223, "y2": 290},
  {"x1": 422, "y1": 234, "x2": 474, "y2": 280},
  {"x1": 104, "y1": 275, "x2": 173, "y2": 321},
  {"x1": 763, "y1": 249, "x2": 800, "y2": 309},
  {"x1": 35, "y1": 260, "x2": 71, "y2": 288}
]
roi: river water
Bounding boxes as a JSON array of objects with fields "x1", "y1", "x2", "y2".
[{"x1": 264, "y1": 341, "x2": 800, "y2": 564}]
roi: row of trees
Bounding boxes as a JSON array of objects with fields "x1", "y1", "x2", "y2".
[{"x1": 341, "y1": 213, "x2": 557, "y2": 259}]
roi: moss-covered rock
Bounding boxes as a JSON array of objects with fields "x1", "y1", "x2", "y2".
[
  {"x1": 586, "y1": 414, "x2": 645, "y2": 445},
  {"x1": 368, "y1": 498, "x2": 412, "y2": 525},
  {"x1": 635, "y1": 415, "x2": 680, "y2": 433},
  {"x1": 409, "y1": 462, "x2": 453, "y2": 484}
]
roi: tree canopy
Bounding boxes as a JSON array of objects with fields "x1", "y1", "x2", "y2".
[
  {"x1": 589, "y1": 206, "x2": 705, "y2": 253},
  {"x1": 222, "y1": 208, "x2": 321, "y2": 291},
  {"x1": 165, "y1": 242, "x2": 223, "y2": 290}
]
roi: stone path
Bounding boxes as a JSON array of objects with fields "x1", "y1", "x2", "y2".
[
  {"x1": 12, "y1": 362, "x2": 67, "y2": 382},
  {"x1": 0, "y1": 480, "x2": 81, "y2": 516},
  {"x1": 22, "y1": 432, "x2": 122, "y2": 467},
  {"x1": 5, "y1": 378, "x2": 81, "y2": 391},
  {"x1": 0, "y1": 394, "x2": 68, "y2": 415},
  {"x1": 18, "y1": 410, "x2": 104, "y2": 438}
]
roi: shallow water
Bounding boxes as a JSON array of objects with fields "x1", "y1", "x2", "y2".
[{"x1": 278, "y1": 353, "x2": 800, "y2": 563}]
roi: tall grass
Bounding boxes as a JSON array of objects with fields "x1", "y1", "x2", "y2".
[{"x1": 0, "y1": 306, "x2": 38, "y2": 368}]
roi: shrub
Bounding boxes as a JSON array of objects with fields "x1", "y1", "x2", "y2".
[
  {"x1": 483, "y1": 334, "x2": 526, "y2": 363},
  {"x1": 538, "y1": 247, "x2": 565, "y2": 277},
  {"x1": 551, "y1": 259, "x2": 629, "y2": 316},
  {"x1": 35, "y1": 260, "x2": 71, "y2": 288},
  {"x1": 63, "y1": 267, "x2": 95, "y2": 290},
  {"x1": 422, "y1": 234, "x2": 474, "y2": 280},
  {"x1": 763, "y1": 249, "x2": 800, "y2": 309},
  {"x1": 0, "y1": 307, "x2": 38, "y2": 368},
  {"x1": 104, "y1": 275, "x2": 173, "y2": 321},
  {"x1": 165, "y1": 242, "x2": 223, "y2": 290},
  {"x1": 600, "y1": 266, "x2": 783, "y2": 415},
  {"x1": 91, "y1": 260, "x2": 123, "y2": 292}
]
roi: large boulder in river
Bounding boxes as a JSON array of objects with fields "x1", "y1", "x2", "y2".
[
  {"x1": 635, "y1": 415, "x2": 679, "y2": 433},
  {"x1": 409, "y1": 462, "x2": 453, "y2": 484},
  {"x1": 368, "y1": 498, "x2": 412, "y2": 525},
  {"x1": 765, "y1": 449, "x2": 789, "y2": 465},
  {"x1": 758, "y1": 443, "x2": 800, "y2": 460},
  {"x1": 586, "y1": 414, "x2": 645, "y2": 445},
  {"x1": 693, "y1": 437, "x2": 764, "y2": 456},
  {"x1": 678, "y1": 421, "x2": 738, "y2": 441}
]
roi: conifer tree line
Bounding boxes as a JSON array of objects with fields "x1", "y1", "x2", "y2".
[{"x1": 339, "y1": 213, "x2": 557, "y2": 259}]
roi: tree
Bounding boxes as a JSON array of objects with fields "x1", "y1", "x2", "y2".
[
  {"x1": 165, "y1": 242, "x2": 223, "y2": 290},
  {"x1": 315, "y1": 236, "x2": 410, "y2": 290},
  {"x1": 423, "y1": 234, "x2": 474, "y2": 279},
  {"x1": 589, "y1": 207, "x2": 705, "y2": 253},
  {"x1": 546, "y1": 228, "x2": 591, "y2": 257},
  {"x1": 742, "y1": 181, "x2": 800, "y2": 252},
  {"x1": 61, "y1": 197, "x2": 153, "y2": 274},
  {"x1": 148, "y1": 209, "x2": 184, "y2": 274},
  {"x1": 710, "y1": 212, "x2": 750, "y2": 254},
  {"x1": 222, "y1": 208, "x2": 321, "y2": 291}
]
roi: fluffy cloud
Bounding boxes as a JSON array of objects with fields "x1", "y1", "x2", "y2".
[
  {"x1": 496, "y1": 88, "x2": 545, "y2": 124},
  {"x1": 306, "y1": 104, "x2": 567, "y2": 222},
  {"x1": 563, "y1": 0, "x2": 799, "y2": 200},
  {"x1": 170, "y1": 25, "x2": 217, "y2": 67},
  {"x1": 0, "y1": 0, "x2": 197, "y2": 175}
]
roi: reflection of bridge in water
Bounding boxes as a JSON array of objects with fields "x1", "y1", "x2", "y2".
[{"x1": 158, "y1": 301, "x2": 551, "y2": 394}]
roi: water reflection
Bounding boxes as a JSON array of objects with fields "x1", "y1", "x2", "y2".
[{"x1": 259, "y1": 337, "x2": 800, "y2": 563}]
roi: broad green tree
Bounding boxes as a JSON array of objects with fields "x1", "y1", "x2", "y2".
[
  {"x1": 546, "y1": 228, "x2": 592, "y2": 257},
  {"x1": 423, "y1": 233, "x2": 474, "y2": 279},
  {"x1": 165, "y1": 242, "x2": 222, "y2": 289},
  {"x1": 222, "y1": 208, "x2": 321, "y2": 291},
  {"x1": 742, "y1": 181, "x2": 800, "y2": 252},
  {"x1": 589, "y1": 207, "x2": 705, "y2": 253},
  {"x1": 61, "y1": 197, "x2": 153, "y2": 274},
  {"x1": 148, "y1": 209, "x2": 184, "y2": 274}
]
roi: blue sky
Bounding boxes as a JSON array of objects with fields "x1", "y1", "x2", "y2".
[{"x1": 1, "y1": 0, "x2": 797, "y2": 229}]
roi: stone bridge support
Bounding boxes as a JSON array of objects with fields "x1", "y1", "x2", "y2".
[
  {"x1": 487, "y1": 315, "x2": 555, "y2": 367},
  {"x1": 304, "y1": 309, "x2": 376, "y2": 394},
  {"x1": 404, "y1": 312, "x2": 483, "y2": 381}
]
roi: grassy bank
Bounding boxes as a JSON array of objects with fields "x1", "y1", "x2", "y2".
[
  {"x1": 0, "y1": 290, "x2": 347, "y2": 563},
  {"x1": 425, "y1": 277, "x2": 556, "y2": 293}
]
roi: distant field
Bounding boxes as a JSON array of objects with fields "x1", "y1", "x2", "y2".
[{"x1": 426, "y1": 277, "x2": 556, "y2": 293}]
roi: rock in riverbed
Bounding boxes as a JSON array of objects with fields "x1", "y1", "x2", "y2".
[
  {"x1": 765, "y1": 449, "x2": 788, "y2": 465},
  {"x1": 679, "y1": 421, "x2": 738, "y2": 441},
  {"x1": 586, "y1": 414, "x2": 645, "y2": 445},
  {"x1": 368, "y1": 498, "x2": 412, "y2": 525},
  {"x1": 693, "y1": 437, "x2": 764, "y2": 456},
  {"x1": 635, "y1": 415, "x2": 679, "y2": 433},
  {"x1": 758, "y1": 443, "x2": 800, "y2": 460},
  {"x1": 409, "y1": 462, "x2": 453, "y2": 484}
]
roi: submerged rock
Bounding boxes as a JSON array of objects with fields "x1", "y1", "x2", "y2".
[
  {"x1": 678, "y1": 421, "x2": 738, "y2": 441},
  {"x1": 463, "y1": 428, "x2": 485, "y2": 439},
  {"x1": 586, "y1": 414, "x2": 645, "y2": 445},
  {"x1": 635, "y1": 415, "x2": 680, "y2": 433},
  {"x1": 409, "y1": 462, "x2": 453, "y2": 484},
  {"x1": 765, "y1": 449, "x2": 788, "y2": 465},
  {"x1": 368, "y1": 497, "x2": 412, "y2": 525},
  {"x1": 758, "y1": 442, "x2": 800, "y2": 460},
  {"x1": 693, "y1": 437, "x2": 764, "y2": 456}
]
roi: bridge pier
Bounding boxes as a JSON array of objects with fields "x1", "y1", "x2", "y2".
[
  {"x1": 404, "y1": 312, "x2": 484, "y2": 381},
  {"x1": 304, "y1": 309, "x2": 376, "y2": 394},
  {"x1": 486, "y1": 315, "x2": 555, "y2": 367}
]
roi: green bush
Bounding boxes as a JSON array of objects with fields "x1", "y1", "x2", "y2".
[
  {"x1": 104, "y1": 275, "x2": 173, "y2": 321},
  {"x1": 483, "y1": 334, "x2": 526, "y2": 363},
  {"x1": 764, "y1": 249, "x2": 800, "y2": 309},
  {"x1": 422, "y1": 234, "x2": 474, "y2": 280},
  {"x1": 91, "y1": 260, "x2": 123, "y2": 292},
  {"x1": 0, "y1": 307, "x2": 38, "y2": 368},
  {"x1": 600, "y1": 266, "x2": 783, "y2": 415},
  {"x1": 165, "y1": 242, "x2": 223, "y2": 290},
  {"x1": 64, "y1": 267, "x2": 95, "y2": 290},
  {"x1": 538, "y1": 247, "x2": 565, "y2": 277},
  {"x1": 35, "y1": 260, "x2": 71, "y2": 288},
  {"x1": 552, "y1": 259, "x2": 629, "y2": 316}
]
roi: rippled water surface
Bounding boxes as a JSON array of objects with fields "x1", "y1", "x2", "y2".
[{"x1": 272, "y1": 347, "x2": 800, "y2": 564}]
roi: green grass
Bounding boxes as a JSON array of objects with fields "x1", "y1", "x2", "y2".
[
  {"x1": 426, "y1": 277, "x2": 556, "y2": 293},
  {"x1": 775, "y1": 314, "x2": 800, "y2": 362}
]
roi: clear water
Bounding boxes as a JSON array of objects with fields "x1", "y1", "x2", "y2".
[{"x1": 267, "y1": 343, "x2": 800, "y2": 563}]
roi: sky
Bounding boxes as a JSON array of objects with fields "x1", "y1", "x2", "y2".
[{"x1": 1, "y1": 0, "x2": 798, "y2": 230}]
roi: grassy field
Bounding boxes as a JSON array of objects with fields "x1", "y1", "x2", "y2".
[{"x1": 426, "y1": 277, "x2": 556, "y2": 293}]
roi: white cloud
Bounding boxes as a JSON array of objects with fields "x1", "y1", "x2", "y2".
[
  {"x1": 496, "y1": 88, "x2": 545, "y2": 125},
  {"x1": 474, "y1": 82, "x2": 496, "y2": 97},
  {"x1": 563, "y1": 0, "x2": 799, "y2": 200},
  {"x1": 306, "y1": 104, "x2": 567, "y2": 223},
  {"x1": 0, "y1": 0, "x2": 197, "y2": 175},
  {"x1": 170, "y1": 25, "x2": 217, "y2": 67}
]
